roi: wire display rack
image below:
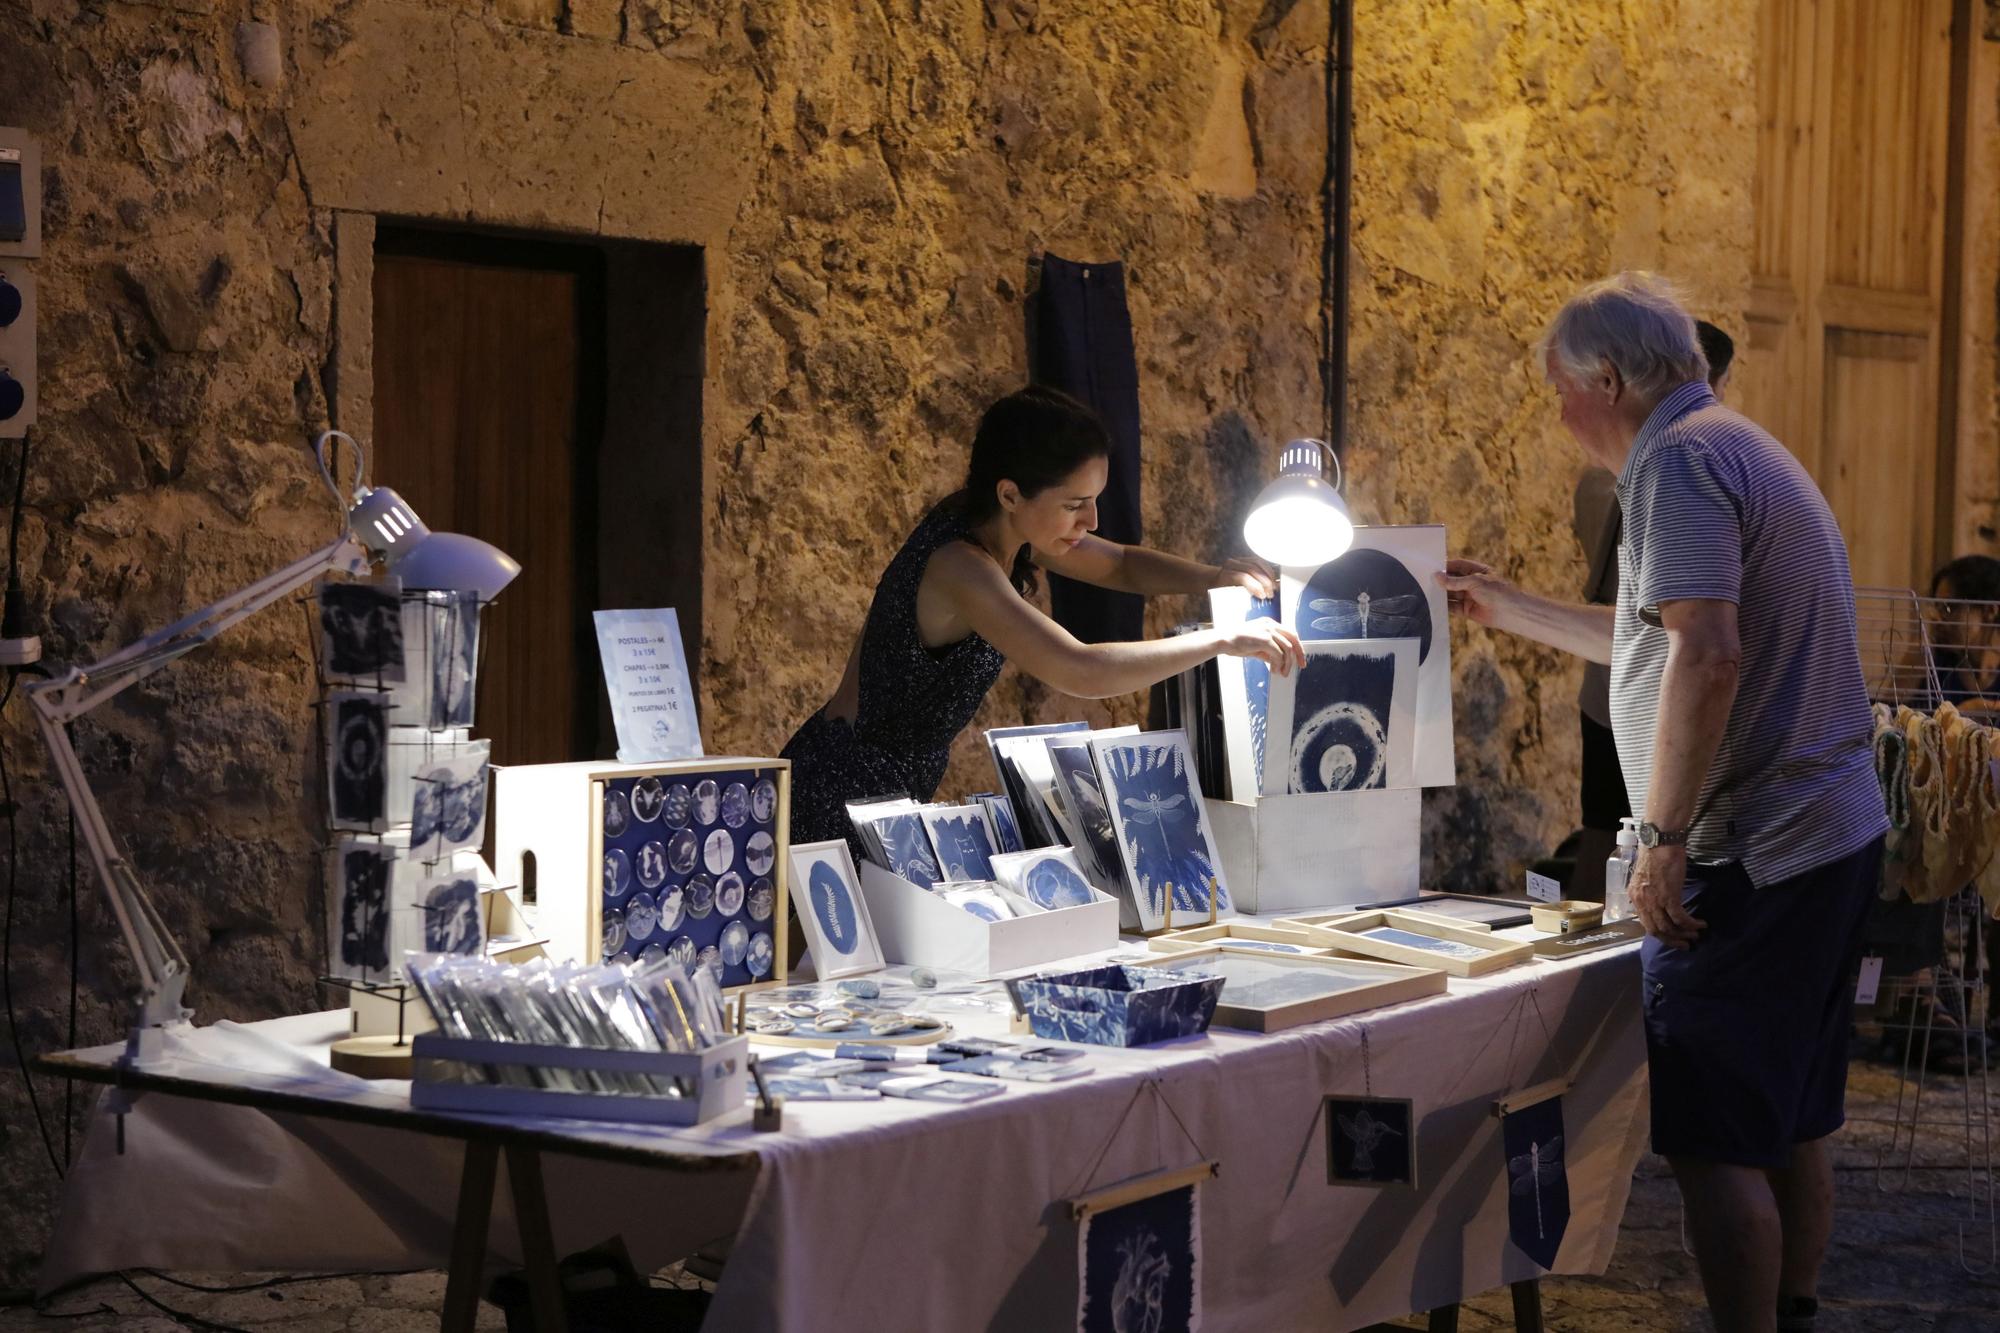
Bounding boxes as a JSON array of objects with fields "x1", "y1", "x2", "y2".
[{"x1": 1849, "y1": 585, "x2": 1996, "y2": 1275}]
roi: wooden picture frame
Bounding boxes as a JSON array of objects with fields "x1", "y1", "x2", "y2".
[
  {"x1": 1282, "y1": 908, "x2": 1531, "y2": 977},
  {"x1": 1342, "y1": 892, "x2": 1537, "y2": 930},
  {"x1": 587, "y1": 756, "x2": 792, "y2": 992},
  {"x1": 1147, "y1": 946, "x2": 1446, "y2": 1031},
  {"x1": 1146, "y1": 921, "x2": 1333, "y2": 958}
]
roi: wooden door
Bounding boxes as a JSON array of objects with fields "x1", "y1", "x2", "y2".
[
  {"x1": 372, "y1": 233, "x2": 599, "y2": 767},
  {"x1": 1739, "y1": 0, "x2": 1964, "y2": 590}
]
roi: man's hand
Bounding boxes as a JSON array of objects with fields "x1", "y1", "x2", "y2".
[
  {"x1": 1437, "y1": 558, "x2": 1520, "y2": 629},
  {"x1": 1629, "y1": 844, "x2": 1703, "y2": 949}
]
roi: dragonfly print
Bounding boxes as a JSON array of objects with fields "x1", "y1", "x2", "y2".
[
  {"x1": 1299, "y1": 547, "x2": 1436, "y2": 664},
  {"x1": 1101, "y1": 743, "x2": 1226, "y2": 918},
  {"x1": 1508, "y1": 1133, "x2": 1565, "y2": 1240}
]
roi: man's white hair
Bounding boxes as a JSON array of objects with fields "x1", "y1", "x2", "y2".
[{"x1": 1541, "y1": 271, "x2": 1709, "y2": 401}]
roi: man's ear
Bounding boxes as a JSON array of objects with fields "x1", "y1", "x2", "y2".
[{"x1": 1600, "y1": 359, "x2": 1624, "y2": 405}]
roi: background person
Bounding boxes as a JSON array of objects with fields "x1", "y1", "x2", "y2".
[{"x1": 1443, "y1": 273, "x2": 1886, "y2": 1333}]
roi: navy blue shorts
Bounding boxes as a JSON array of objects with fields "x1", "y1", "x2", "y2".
[{"x1": 1641, "y1": 837, "x2": 1883, "y2": 1168}]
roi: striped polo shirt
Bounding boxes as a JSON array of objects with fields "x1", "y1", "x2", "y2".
[{"x1": 1611, "y1": 380, "x2": 1888, "y2": 886}]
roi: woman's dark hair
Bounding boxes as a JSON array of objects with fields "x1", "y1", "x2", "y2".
[
  {"x1": 959, "y1": 385, "x2": 1111, "y2": 594},
  {"x1": 1932, "y1": 554, "x2": 2000, "y2": 603}
]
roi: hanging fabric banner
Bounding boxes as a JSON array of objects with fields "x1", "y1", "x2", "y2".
[
  {"x1": 1500, "y1": 1093, "x2": 1570, "y2": 1269},
  {"x1": 1076, "y1": 1175, "x2": 1202, "y2": 1333}
]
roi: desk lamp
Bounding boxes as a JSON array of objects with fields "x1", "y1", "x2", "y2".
[
  {"x1": 26, "y1": 430, "x2": 519, "y2": 1067},
  {"x1": 1242, "y1": 437, "x2": 1354, "y2": 567}
]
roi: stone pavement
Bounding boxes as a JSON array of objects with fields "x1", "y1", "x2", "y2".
[{"x1": 4, "y1": 1053, "x2": 1994, "y2": 1331}]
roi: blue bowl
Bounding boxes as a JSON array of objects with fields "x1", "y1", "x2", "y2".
[{"x1": 1014, "y1": 964, "x2": 1224, "y2": 1047}]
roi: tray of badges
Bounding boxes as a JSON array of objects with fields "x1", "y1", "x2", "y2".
[{"x1": 589, "y1": 759, "x2": 791, "y2": 989}]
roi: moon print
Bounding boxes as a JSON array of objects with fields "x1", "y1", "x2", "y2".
[
  {"x1": 603, "y1": 849, "x2": 632, "y2": 899},
  {"x1": 715, "y1": 871, "x2": 746, "y2": 917},
  {"x1": 667, "y1": 936, "x2": 696, "y2": 970},
  {"x1": 747, "y1": 931, "x2": 774, "y2": 977},
  {"x1": 602, "y1": 914, "x2": 626, "y2": 957},
  {"x1": 625, "y1": 891, "x2": 659, "y2": 943},
  {"x1": 686, "y1": 875, "x2": 715, "y2": 919},
  {"x1": 751, "y1": 778, "x2": 778, "y2": 824},
  {"x1": 1023, "y1": 856, "x2": 1094, "y2": 910},
  {"x1": 693, "y1": 779, "x2": 721, "y2": 827},
  {"x1": 656, "y1": 884, "x2": 686, "y2": 934},
  {"x1": 603, "y1": 789, "x2": 630, "y2": 839},
  {"x1": 720, "y1": 920, "x2": 749, "y2": 967},
  {"x1": 744, "y1": 830, "x2": 775, "y2": 878},
  {"x1": 704, "y1": 828, "x2": 735, "y2": 875},
  {"x1": 636, "y1": 839, "x2": 668, "y2": 889},
  {"x1": 1289, "y1": 701, "x2": 1388, "y2": 792},
  {"x1": 747, "y1": 877, "x2": 775, "y2": 922},
  {"x1": 662, "y1": 782, "x2": 692, "y2": 829},
  {"x1": 808, "y1": 859, "x2": 860, "y2": 956},
  {"x1": 668, "y1": 828, "x2": 699, "y2": 875},
  {"x1": 630, "y1": 776, "x2": 665, "y2": 823},
  {"x1": 721, "y1": 781, "x2": 751, "y2": 829}
]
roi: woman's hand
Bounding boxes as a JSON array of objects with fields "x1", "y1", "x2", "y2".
[
  {"x1": 1436, "y1": 558, "x2": 1520, "y2": 630},
  {"x1": 1212, "y1": 556, "x2": 1279, "y2": 600},
  {"x1": 1217, "y1": 620, "x2": 1306, "y2": 675}
]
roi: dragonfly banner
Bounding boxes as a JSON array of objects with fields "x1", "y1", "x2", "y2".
[{"x1": 1500, "y1": 1093, "x2": 1570, "y2": 1269}]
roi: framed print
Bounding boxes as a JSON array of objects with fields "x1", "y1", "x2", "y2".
[
  {"x1": 1325, "y1": 1095, "x2": 1417, "y2": 1187},
  {"x1": 1286, "y1": 908, "x2": 1533, "y2": 978},
  {"x1": 1280, "y1": 523, "x2": 1455, "y2": 786},
  {"x1": 1089, "y1": 729, "x2": 1235, "y2": 932},
  {"x1": 590, "y1": 758, "x2": 790, "y2": 989},
  {"x1": 787, "y1": 838, "x2": 884, "y2": 980},
  {"x1": 1343, "y1": 892, "x2": 1536, "y2": 930},
  {"x1": 1262, "y1": 637, "x2": 1417, "y2": 795},
  {"x1": 1145, "y1": 920, "x2": 1332, "y2": 957},
  {"x1": 1149, "y1": 947, "x2": 1445, "y2": 1031}
]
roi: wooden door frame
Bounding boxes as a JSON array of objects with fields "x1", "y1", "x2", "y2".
[
  {"x1": 372, "y1": 222, "x2": 609, "y2": 760},
  {"x1": 1933, "y1": 0, "x2": 1976, "y2": 572}
]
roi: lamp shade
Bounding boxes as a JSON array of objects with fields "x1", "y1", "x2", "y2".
[
  {"x1": 346, "y1": 485, "x2": 521, "y2": 601},
  {"x1": 1242, "y1": 439, "x2": 1354, "y2": 567}
]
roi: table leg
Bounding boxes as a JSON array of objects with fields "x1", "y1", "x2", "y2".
[
  {"x1": 442, "y1": 1140, "x2": 499, "y2": 1333},
  {"x1": 1425, "y1": 1304, "x2": 1460, "y2": 1333},
  {"x1": 505, "y1": 1145, "x2": 569, "y2": 1333},
  {"x1": 1509, "y1": 1278, "x2": 1544, "y2": 1333}
]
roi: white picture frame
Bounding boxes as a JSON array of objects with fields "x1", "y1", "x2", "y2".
[
  {"x1": 1262, "y1": 638, "x2": 1418, "y2": 795},
  {"x1": 1281, "y1": 524, "x2": 1455, "y2": 787},
  {"x1": 1088, "y1": 728, "x2": 1236, "y2": 933},
  {"x1": 787, "y1": 838, "x2": 884, "y2": 979}
]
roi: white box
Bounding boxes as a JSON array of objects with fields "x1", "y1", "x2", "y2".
[
  {"x1": 1208, "y1": 788, "x2": 1421, "y2": 914},
  {"x1": 858, "y1": 860, "x2": 1120, "y2": 977},
  {"x1": 410, "y1": 1034, "x2": 749, "y2": 1126}
]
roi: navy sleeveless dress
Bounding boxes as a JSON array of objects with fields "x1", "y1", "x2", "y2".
[{"x1": 780, "y1": 497, "x2": 1007, "y2": 855}]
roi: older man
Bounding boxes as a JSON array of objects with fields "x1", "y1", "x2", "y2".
[{"x1": 1443, "y1": 273, "x2": 1886, "y2": 1333}]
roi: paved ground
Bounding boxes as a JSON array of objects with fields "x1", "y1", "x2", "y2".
[{"x1": 4, "y1": 1048, "x2": 1994, "y2": 1331}]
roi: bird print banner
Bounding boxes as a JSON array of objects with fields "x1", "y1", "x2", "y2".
[
  {"x1": 1077, "y1": 1179, "x2": 1201, "y2": 1333},
  {"x1": 1279, "y1": 524, "x2": 1455, "y2": 787},
  {"x1": 1500, "y1": 1093, "x2": 1570, "y2": 1269}
]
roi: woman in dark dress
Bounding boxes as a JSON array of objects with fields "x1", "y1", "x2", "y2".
[{"x1": 780, "y1": 385, "x2": 1303, "y2": 850}]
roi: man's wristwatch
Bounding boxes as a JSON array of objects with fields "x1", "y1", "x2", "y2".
[{"x1": 1636, "y1": 821, "x2": 1690, "y2": 849}]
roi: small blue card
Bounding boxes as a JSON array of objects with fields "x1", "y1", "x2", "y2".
[{"x1": 594, "y1": 609, "x2": 703, "y2": 762}]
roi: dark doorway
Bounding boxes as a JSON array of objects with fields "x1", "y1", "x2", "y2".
[{"x1": 370, "y1": 224, "x2": 704, "y2": 767}]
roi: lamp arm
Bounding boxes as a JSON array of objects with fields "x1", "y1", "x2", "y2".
[{"x1": 23, "y1": 531, "x2": 373, "y2": 1046}]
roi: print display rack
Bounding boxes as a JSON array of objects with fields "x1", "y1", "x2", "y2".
[
  {"x1": 856, "y1": 858, "x2": 1120, "y2": 978},
  {"x1": 309, "y1": 585, "x2": 537, "y2": 1061},
  {"x1": 491, "y1": 756, "x2": 791, "y2": 991},
  {"x1": 409, "y1": 1032, "x2": 751, "y2": 1127}
]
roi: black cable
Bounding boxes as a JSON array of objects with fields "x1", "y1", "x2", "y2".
[
  {"x1": 133, "y1": 1267, "x2": 421, "y2": 1293},
  {"x1": 64, "y1": 798, "x2": 75, "y2": 1167},
  {"x1": 115, "y1": 1273, "x2": 253, "y2": 1332},
  {"x1": 0, "y1": 667, "x2": 63, "y2": 1178}
]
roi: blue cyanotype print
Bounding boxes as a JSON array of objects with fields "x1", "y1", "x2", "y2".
[
  {"x1": 1287, "y1": 648, "x2": 1399, "y2": 792},
  {"x1": 1300, "y1": 547, "x2": 1434, "y2": 663},
  {"x1": 1078, "y1": 1182, "x2": 1199, "y2": 1333},
  {"x1": 1095, "y1": 738, "x2": 1230, "y2": 922},
  {"x1": 925, "y1": 811, "x2": 997, "y2": 882}
]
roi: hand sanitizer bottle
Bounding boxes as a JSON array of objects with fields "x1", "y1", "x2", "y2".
[{"x1": 1603, "y1": 817, "x2": 1640, "y2": 921}]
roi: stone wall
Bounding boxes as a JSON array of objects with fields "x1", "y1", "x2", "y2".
[{"x1": 0, "y1": 0, "x2": 1757, "y2": 1282}]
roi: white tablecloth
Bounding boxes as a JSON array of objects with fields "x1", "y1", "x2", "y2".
[{"x1": 40, "y1": 944, "x2": 1648, "y2": 1331}]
